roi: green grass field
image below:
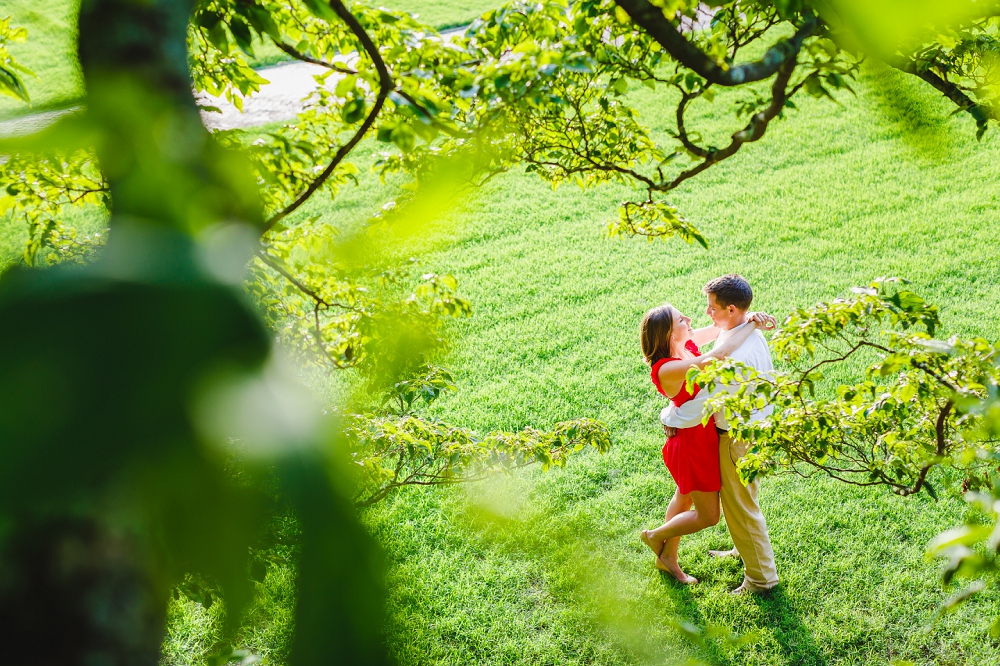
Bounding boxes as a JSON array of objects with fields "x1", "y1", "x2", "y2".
[
  {"x1": 157, "y1": 61, "x2": 1000, "y2": 665},
  {"x1": 361, "y1": 63, "x2": 1000, "y2": 665},
  {"x1": 6, "y1": 2, "x2": 1000, "y2": 665}
]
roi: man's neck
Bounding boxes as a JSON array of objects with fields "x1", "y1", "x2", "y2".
[
  {"x1": 721, "y1": 313, "x2": 749, "y2": 332},
  {"x1": 716, "y1": 315, "x2": 751, "y2": 344}
]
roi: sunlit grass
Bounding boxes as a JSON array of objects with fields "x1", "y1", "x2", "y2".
[
  {"x1": 158, "y1": 56, "x2": 1000, "y2": 665},
  {"x1": 0, "y1": 0, "x2": 82, "y2": 116},
  {"x1": 358, "y1": 64, "x2": 1000, "y2": 665},
  {"x1": 4, "y1": 2, "x2": 1000, "y2": 664}
]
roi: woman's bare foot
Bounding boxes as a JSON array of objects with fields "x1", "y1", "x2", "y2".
[
  {"x1": 640, "y1": 530, "x2": 662, "y2": 557},
  {"x1": 655, "y1": 556, "x2": 698, "y2": 584}
]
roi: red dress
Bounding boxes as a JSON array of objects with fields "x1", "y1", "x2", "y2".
[{"x1": 650, "y1": 339, "x2": 721, "y2": 495}]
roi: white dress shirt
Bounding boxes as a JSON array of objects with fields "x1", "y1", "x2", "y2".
[{"x1": 659, "y1": 321, "x2": 774, "y2": 430}]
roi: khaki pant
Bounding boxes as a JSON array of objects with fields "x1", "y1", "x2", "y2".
[{"x1": 719, "y1": 432, "x2": 778, "y2": 589}]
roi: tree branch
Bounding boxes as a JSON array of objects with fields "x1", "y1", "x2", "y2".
[
  {"x1": 273, "y1": 41, "x2": 358, "y2": 74},
  {"x1": 654, "y1": 51, "x2": 799, "y2": 191},
  {"x1": 887, "y1": 57, "x2": 995, "y2": 131},
  {"x1": 898, "y1": 399, "x2": 954, "y2": 497},
  {"x1": 612, "y1": 0, "x2": 817, "y2": 86},
  {"x1": 262, "y1": 0, "x2": 393, "y2": 234},
  {"x1": 675, "y1": 88, "x2": 711, "y2": 158}
]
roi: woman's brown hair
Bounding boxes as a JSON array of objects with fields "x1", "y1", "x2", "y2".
[{"x1": 640, "y1": 304, "x2": 675, "y2": 366}]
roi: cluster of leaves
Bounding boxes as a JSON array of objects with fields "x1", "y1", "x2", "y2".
[
  {"x1": 250, "y1": 229, "x2": 472, "y2": 373},
  {"x1": 348, "y1": 408, "x2": 612, "y2": 507},
  {"x1": 905, "y1": 17, "x2": 1000, "y2": 139},
  {"x1": 816, "y1": 0, "x2": 1000, "y2": 139},
  {"x1": 0, "y1": 150, "x2": 108, "y2": 265},
  {"x1": 926, "y1": 474, "x2": 1000, "y2": 635},
  {"x1": 692, "y1": 278, "x2": 1000, "y2": 497}
]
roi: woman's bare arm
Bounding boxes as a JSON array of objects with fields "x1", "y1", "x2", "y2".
[
  {"x1": 691, "y1": 312, "x2": 773, "y2": 347},
  {"x1": 691, "y1": 325, "x2": 720, "y2": 346},
  {"x1": 655, "y1": 321, "x2": 759, "y2": 398}
]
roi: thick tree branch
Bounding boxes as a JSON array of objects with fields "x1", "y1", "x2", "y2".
[
  {"x1": 888, "y1": 57, "x2": 995, "y2": 130},
  {"x1": 612, "y1": 0, "x2": 817, "y2": 86},
  {"x1": 262, "y1": 0, "x2": 393, "y2": 233}
]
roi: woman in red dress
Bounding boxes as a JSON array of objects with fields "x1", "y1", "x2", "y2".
[{"x1": 638, "y1": 303, "x2": 766, "y2": 584}]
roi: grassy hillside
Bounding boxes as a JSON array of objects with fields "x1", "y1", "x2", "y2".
[
  {"x1": 5, "y1": 3, "x2": 1000, "y2": 665},
  {"x1": 363, "y1": 63, "x2": 1000, "y2": 665},
  {"x1": 164, "y1": 60, "x2": 1000, "y2": 666}
]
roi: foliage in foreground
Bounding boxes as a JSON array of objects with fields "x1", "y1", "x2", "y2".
[{"x1": 7, "y1": 0, "x2": 1000, "y2": 509}]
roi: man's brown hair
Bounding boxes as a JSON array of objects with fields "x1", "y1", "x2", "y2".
[
  {"x1": 703, "y1": 274, "x2": 753, "y2": 311},
  {"x1": 640, "y1": 304, "x2": 675, "y2": 366}
]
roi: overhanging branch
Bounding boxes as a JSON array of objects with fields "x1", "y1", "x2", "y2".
[
  {"x1": 655, "y1": 51, "x2": 799, "y2": 191},
  {"x1": 612, "y1": 0, "x2": 818, "y2": 86},
  {"x1": 887, "y1": 57, "x2": 995, "y2": 131},
  {"x1": 262, "y1": 0, "x2": 393, "y2": 234}
]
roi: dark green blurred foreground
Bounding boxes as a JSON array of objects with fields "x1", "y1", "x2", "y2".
[{"x1": 0, "y1": 0, "x2": 386, "y2": 664}]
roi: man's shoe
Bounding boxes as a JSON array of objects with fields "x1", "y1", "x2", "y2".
[
  {"x1": 729, "y1": 580, "x2": 774, "y2": 596},
  {"x1": 708, "y1": 547, "x2": 740, "y2": 559}
]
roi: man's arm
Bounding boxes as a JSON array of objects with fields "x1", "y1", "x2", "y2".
[{"x1": 712, "y1": 331, "x2": 774, "y2": 429}]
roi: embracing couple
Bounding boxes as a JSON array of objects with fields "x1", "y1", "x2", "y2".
[{"x1": 639, "y1": 274, "x2": 779, "y2": 595}]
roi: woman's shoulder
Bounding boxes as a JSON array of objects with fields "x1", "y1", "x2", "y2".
[
  {"x1": 650, "y1": 357, "x2": 673, "y2": 375},
  {"x1": 650, "y1": 357, "x2": 677, "y2": 395}
]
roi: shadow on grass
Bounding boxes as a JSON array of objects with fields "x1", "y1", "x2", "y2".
[
  {"x1": 654, "y1": 574, "x2": 734, "y2": 666},
  {"x1": 752, "y1": 586, "x2": 827, "y2": 666},
  {"x1": 655, "y1": 574, "x2": 826, "y2": 666}
]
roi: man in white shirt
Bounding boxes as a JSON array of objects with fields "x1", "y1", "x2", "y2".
[{"x1": 660, "y1": 274, "x2": 779, "y2": 595}]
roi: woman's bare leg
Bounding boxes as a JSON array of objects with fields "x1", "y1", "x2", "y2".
[
  {"x1": 641, "y1": 490, "x2": 721, "y2": 581},
  {"x1": 659, "y1": 490, "x2": 693, "y2": 565}
]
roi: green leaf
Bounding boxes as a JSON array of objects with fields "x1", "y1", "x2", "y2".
[
  {"x1": 301, "y1": 0, "x2": 338, "y2": 21},
  {"x1": 206, "y1": 21, "x2": 230, "y2": 53},
  {"x1": 229, "y1": 18, "x2": 254, "y2": 53},
  {"x1": 342, "y1": 97, "x2": 368, "y2": 124},
  {"x1": 246, "y1": 6, "x2": 282, "y2": 43},
  {"x1": 0, "y1": 65, "x2": 28, "y2": 103}
]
